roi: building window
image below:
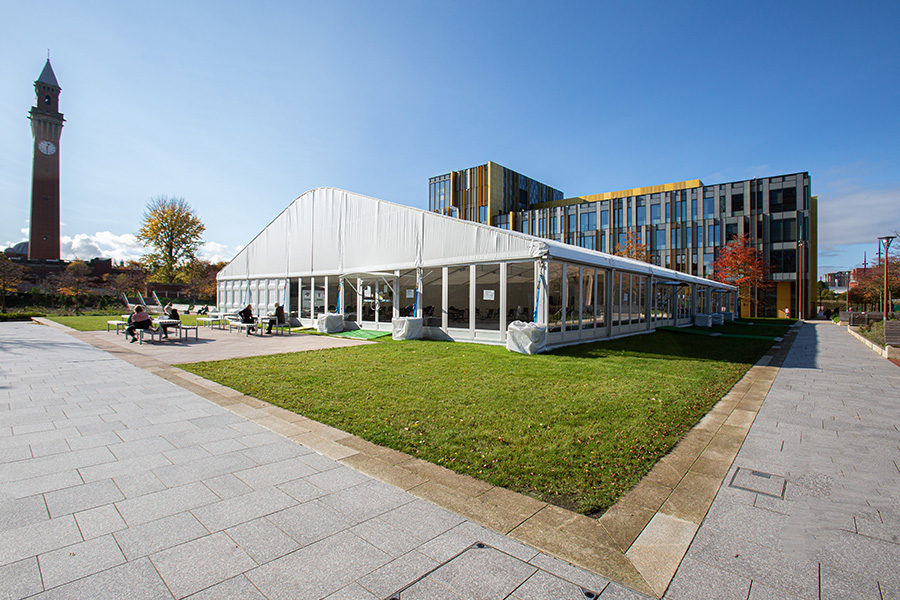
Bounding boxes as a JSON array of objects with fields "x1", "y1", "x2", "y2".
[
  {"x1": 769, "y1": 187, "x2": 797, "y2": 212},
  {"x1": 479, "y1": 205, "x2": 487, "y2": 224},
  {"x1": 655, "y1": 229, "x2": 666, "y2": 250},
  {"x1": 731, "y1": 193, "x2": 744, "y2": 215},
  {"x1": 771, "y1": 249, "x2": 797, "y2": 273},
  {"x1": 549, "y1": 216, "x2": 557, "y2": 234},
  {"x1": 636, "y1": 200, "x2": 647, "y2": 226},
  {"x1": 703, "y1": 196, "x2": 715, "y2": 219},
  {"x1": 725, "y1": 223, "x2": 738, "y2": 242},
  {"x1": 580, "y1": 211, "x2": 596, "y2": 231},
  {"x1": 580, "y1": 234, "x2": 595, "y2": 250},
  {"x1": 770, "y1": 218, "x2": 797, "y2": 242},
  {"x1": 600, "y1": 210, "x2": 609, "y2": 229},
  {"x1": 650, "y1": 204, "x2": 661, "y2": 224},
  {"x1": 708, "y1": 224, "x2": 720, "y2": 246}
]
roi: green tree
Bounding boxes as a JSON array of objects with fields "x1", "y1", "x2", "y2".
[
  {"x1": 103, "y1": 261, "x2": 147, "y2": 299},
  {"x1": 58, "y1": 261, "x2": 92, "y2": 314},
  {"x1": 0, "y1": 254, "x2": 25, "y2": 312},
  {"x1": 137, "y1": 196, "x2": 205, "y2": 283},
  {"x1": 176, "y1": 258, "x2": 224, "y2": 299}
]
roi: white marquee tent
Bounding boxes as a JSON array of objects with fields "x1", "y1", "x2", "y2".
[{"x1": 217, "y1": 187, "x2": 737, "y2": 348}]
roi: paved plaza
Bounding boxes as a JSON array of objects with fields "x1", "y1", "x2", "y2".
[
  {"x1": 0, "y1": 319, "x2": 897, "y2": 599},
  {"x1": 0, "y1": 321, "x2": 642, "y2": 600}
]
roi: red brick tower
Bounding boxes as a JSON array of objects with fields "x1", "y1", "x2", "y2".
[{"x1": 28, "y1": 59, "x2": 65, "y2": 260}]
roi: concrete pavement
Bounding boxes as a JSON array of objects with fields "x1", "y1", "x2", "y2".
[
  {"x1": 0, "y1": 321, "x2": 644, "y2": 599},
  {"x1": 664, "y1": 321, "x2": 900, "y2": 599},
  {"x1": 2, "y1": 319, "x2": 897, "y2": 599}
]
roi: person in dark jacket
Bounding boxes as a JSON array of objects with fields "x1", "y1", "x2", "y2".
[
  {"x1": 126, "y1": 306, "x2": 153, "y2": 343},
  {"x1": 266, "y1": 303, "x2": 286, "y2": 333},
  {"x1": 161, "y1": 303, "x2": 180, "y2": 339},
  {"x1": 238, "y1": 304, "x2": 255, "y2": 334}
]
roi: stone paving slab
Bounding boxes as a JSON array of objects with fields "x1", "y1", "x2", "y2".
[
  {"x1": 24, "y1": 316, "x2": 805, "y2": 598},
  {"x1": 663, "y1": 322, "x2": 900, "y2": 599},
  {"x1": 1, "y1": 321, "x2": 648, "y2": 599}
]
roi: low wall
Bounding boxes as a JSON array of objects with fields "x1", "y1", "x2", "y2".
[{"x1": 847, "y1": 326, "x2": 899, "y2": 359}]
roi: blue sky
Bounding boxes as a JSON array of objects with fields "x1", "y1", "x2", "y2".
[{"x1": 2, "y1": 1, "x2": 898, "y2": 276}]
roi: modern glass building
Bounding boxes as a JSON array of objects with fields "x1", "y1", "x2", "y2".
[
  {"x1": 428, "y1": 162, "x2": 564, "y2": 226},
  {"x1": 429, "y1": 166, "x2": 816, "y2": 319}
]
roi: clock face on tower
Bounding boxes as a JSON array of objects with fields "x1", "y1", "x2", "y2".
[{"x1": 38, "y1": 140, "x2": 57, "y2": 156}]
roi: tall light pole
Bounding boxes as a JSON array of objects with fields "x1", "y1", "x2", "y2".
[{"x1": 877, "y1": 235, "x2": 896, "y2": 320}]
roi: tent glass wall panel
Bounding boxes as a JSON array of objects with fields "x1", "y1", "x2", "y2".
[
  {"x1": 581, "y1": 268, "x2": 596, "y2": 330},
  {"x1": 326, "y1": 277, "x2": 340, "y2": 314},
  {"x1": 447, "y1": 266, "x2": 470, "y2": 329},
  {"x1": 506, "y1": 261, "x2": 535, "y2": 323},
  {"x1": 378, "y1": 279, "x2": 393, "y2": 322},
  {"x1": 314, "y1": 278, "x2": 325, "y2": 318},
  {"x1": 421, "y1": 269, "x2": 442, "y2": 327},
  {"x1": 595, "y1": 269, "x2": 607, "y2": 328},
  {"x1": 612, "y1": 272, "x2": 623, "y2": 326},
  {"x1": 636, "y1": 275, "x2": 648, "y2": 324},
  {"x1": 475, "y1": 264, "x2": 501, "y2": 330},
  {"x1": 300, "y1": 277, "x2": 312, "y2": 320},
  {"x1": 565, "y1": 266, "x2": 580, "y2": 331},
  {"x1": 547, "y1": 262, "x2": 564, "y2": 332},
  {"x1": 399, "y1": 270, "x2": 417, "y2": 317}
]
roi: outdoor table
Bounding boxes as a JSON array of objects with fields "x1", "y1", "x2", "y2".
[
  {"x1": 153, "y1": 319, "x2": 182, "y2": 339},
  {"x1": 107, "y1": 320, "x2": 128, "y2": 334}
]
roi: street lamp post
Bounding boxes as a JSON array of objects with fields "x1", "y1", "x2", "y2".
[{"x1": 877, "y1": 235, "x2": 896, "y2": 321}]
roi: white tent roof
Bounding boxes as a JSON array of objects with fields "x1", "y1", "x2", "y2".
[{"x1": 218, "y1": 187, "x2": 735, "y2": 291}]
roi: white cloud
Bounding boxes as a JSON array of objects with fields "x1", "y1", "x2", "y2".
[
  {"x1": 52, "y1": 232, "x2": 236, "y2": 264},
  {"x1": 817, "y1": 186, "x2": 900, "y2": 252},
  {"x1": 61, "y1": 232, "x2": 146, "y2": 262},
  {"x1": 198, "y1": 241, "x2": 232, "y2": 263}
]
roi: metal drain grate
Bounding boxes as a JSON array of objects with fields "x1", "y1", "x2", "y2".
[
  {"x1": 729, "y1": 467, "x2": 786, "y2": 499},
  {"x1": 385, "y1": 541, "x2": 601, "y2": 599}
]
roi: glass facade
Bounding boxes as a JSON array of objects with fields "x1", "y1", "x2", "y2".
[{"x1": 498, "y1": 173, "x2": 812, "y2": 318}]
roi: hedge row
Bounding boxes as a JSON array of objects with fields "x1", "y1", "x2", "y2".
[{"x1": 0, "y1": 312, "x2": 46, "y2": 322}]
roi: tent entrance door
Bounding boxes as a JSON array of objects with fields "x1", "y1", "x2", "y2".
[{"x1": 360, "y1": 279, "x2": 393, "y2": 325}]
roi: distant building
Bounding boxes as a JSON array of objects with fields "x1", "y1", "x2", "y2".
[
  {"x1": 428, "y1": 161, "x2": 563, "y2": 224},
  {"x1": 822, "y1": 271, "x2": 849, "y2": 289},
  {"x1": 429, "y1": 163, "x2": 816, "y2": 319}
]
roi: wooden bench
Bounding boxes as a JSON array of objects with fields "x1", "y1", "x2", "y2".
[
  {"x1": 107, "y1": 320, "x2": 128, "y2": 334},
  {"x1": 885, "y1": 321, "x2": 900, "y2": 347},
  {"x1": 137, "y1": 328, "x2": 164, "y2": 344}
]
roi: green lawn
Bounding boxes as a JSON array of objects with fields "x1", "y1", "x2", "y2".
[
  {"x1": 46, "y1": 313, "x2": 203, "y2": 331},
  {"x1": 179, "y1": 326, "x2": 788, "y2": 515}
]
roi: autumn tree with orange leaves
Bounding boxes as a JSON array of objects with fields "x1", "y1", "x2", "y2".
[
  {"x1": 614, "y1": 231, "x2": 651, "y2": 263},
  {"x1": 57, "y1": 261, "x2": 92, "y2": 315},
  {"x1": 711, "y1": 235, "x2": 773, "y2": 310}
]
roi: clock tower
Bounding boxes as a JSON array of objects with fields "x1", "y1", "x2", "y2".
[{"x1": 28, "y1": 59, "x2": 64, "y2": 260}]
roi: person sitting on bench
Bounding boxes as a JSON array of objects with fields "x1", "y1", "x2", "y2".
[
  {"x1": 161, "y1": 303, "x2": 180, "y2": 339},
  {"x1": 126, "y1": 305, "x2": 153, "y2": 343},
  {"x1": 265, "y1": 303, "x2": 286, "y2": 333},
  {"x1": 238, "y1": 304, "x2": 256, "y2": 334}
]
